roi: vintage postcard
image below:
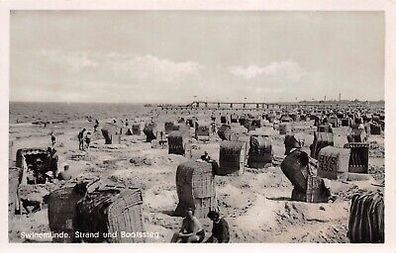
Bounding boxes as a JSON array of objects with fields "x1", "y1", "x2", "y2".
[{"x1": 1, "y1": 1, "x2": 396, "y2": 252}]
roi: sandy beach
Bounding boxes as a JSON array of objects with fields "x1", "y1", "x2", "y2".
[{"x1": 8, "y1": 103, "x2": 385, "y2": 243}]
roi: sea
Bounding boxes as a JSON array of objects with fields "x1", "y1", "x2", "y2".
[{"x1": 9, "y1": 102, "x2": 151, "y2": 124}]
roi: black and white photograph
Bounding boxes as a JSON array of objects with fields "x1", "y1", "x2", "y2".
[{"x1": 3, "y1": 2, "x2": 394, "y2": 248}]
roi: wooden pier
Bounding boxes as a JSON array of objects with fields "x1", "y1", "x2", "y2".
[{"x1": 157, "y1": 100, "x2": 368, "y2": 112}]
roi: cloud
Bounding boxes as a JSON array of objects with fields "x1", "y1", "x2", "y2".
[
  {"x1": 110, "y1": 54, "x2": 204, "y2": 83},
  {"x1": 20, "y1": 50, "x2": 206, "y2": 102},
  {"x1": 39, "y1": 50, "x2": 98, "y2": 72},
  {"x1": 16, "y1": 51, "x2": 311, "y2": 103},
  {"x1": 228, "y1": 60, "x2": 305, "y2": 82},
  {"x1": 38, "y1": 50, "x2": 204, "y2": 83}
]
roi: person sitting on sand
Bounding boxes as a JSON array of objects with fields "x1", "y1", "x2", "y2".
[
  {"x1": 57, "y1": 164, "x2": 72, "y2": 181},
  {"x1": 33, "y1": 158, "x2": 47, "y2": 184},
  {"x1": 171, "y1": 208, "x2": 205, "y2": 243},
  {"x1": 206, "y1": 211, "x2": 230, "y2": 243},
  {"x1": 85, "y1": 131, "x2": 92, "y2": 150},
  {"x1": 78, "y1": 128, "x2": 86, "y2": 150},
  {"x1": 21, "y1": 198, "x2": 42, "y2": 214}
]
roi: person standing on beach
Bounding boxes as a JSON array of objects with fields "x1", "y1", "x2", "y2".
[
  {"x1": 78, "y1": 128, "x2": 86, "y2": 150},
  {"x1": 47, "y1": 147, "x2": 59, "y2": 179},
  {"x1": 211, "y1": 122, "x2": 216, "y2": 134},
  {"x1": 94, "y1": 119, "x2": 99, "y2": 132},
  {"x1": 50, "y1": 132, "x2": 56, "y2": 147},
  {"x1": 85, "y1": 131, "x2": 92, "y2": 150}
]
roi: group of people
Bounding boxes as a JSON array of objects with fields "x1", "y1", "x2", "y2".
[
  {"x1": 27, "y1": 146, "x2": 60, "y2": 184},
  {"x1": 78, "y1": 128, "x2": 92, "y2": 151},
  {"x1": 171, "y1": 209, "x2": 230, "y2": 243},
  {"x1": 24, "y1": 132, "x2": 71, "y2": 184}
]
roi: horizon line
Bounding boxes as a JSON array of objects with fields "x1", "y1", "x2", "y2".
[{"x1": 9, "y1": 99, "x2": 385, "y2": 104}]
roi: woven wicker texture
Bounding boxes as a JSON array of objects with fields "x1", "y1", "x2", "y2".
[
  {"x1": 174, "y1": 161, "x2": 216, "y2": 218},
  {"x1": 344, "y1": 142, "x2": 369, "y2": 173},
  {"x1": 195, "y1": 123, "x2": 210, "y2": 141},
  {"x1": 131, "y1": 124, "x2": 141, "y2": 135},
  {"x1": 290, "y1": 175, "x2": 330, "y2": 203},
  {"x1": 310, "y1": 132, "x2": 334, "y2": 159},
  {"x1": 76, "y1": 187, "x2": 144, "y2": 243},
  {"x1": 370, "y1": 123, "x2": 381, "y2": 135},
  {"x1": 348, "y1": 191, "x2": 384, "y2": 243},
  {"x1": 218, "y1": 125, "x2": 232, "y2": 141},
  {"x1": 305, "y1": 175, "x2": 330, "y2": 203},
  {"x1": 107, "y1": 189, "x2": 144, "y2": 243},
  {"x1": 16, "y1": 148, "x2": 51, "y2": 184},
  {"x1": 168, "y1": 131, "x2": 188, "y2": 155},
  {"x1": 247, "y1": 135, "x2": 272, "y2": 168},
  {"x1": 48, "y1": 186, "x2": 86, "y2": 241},
  {"x1": 16, "y1": 148, "x2": 48, "y2": 168},
  {"x1": 217, "y1": 141, "x2": 246, "y2": 176}
]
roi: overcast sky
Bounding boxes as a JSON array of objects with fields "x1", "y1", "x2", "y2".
[{"x1": 10, "y1": 11, "x2": 384, "y2": 103}]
